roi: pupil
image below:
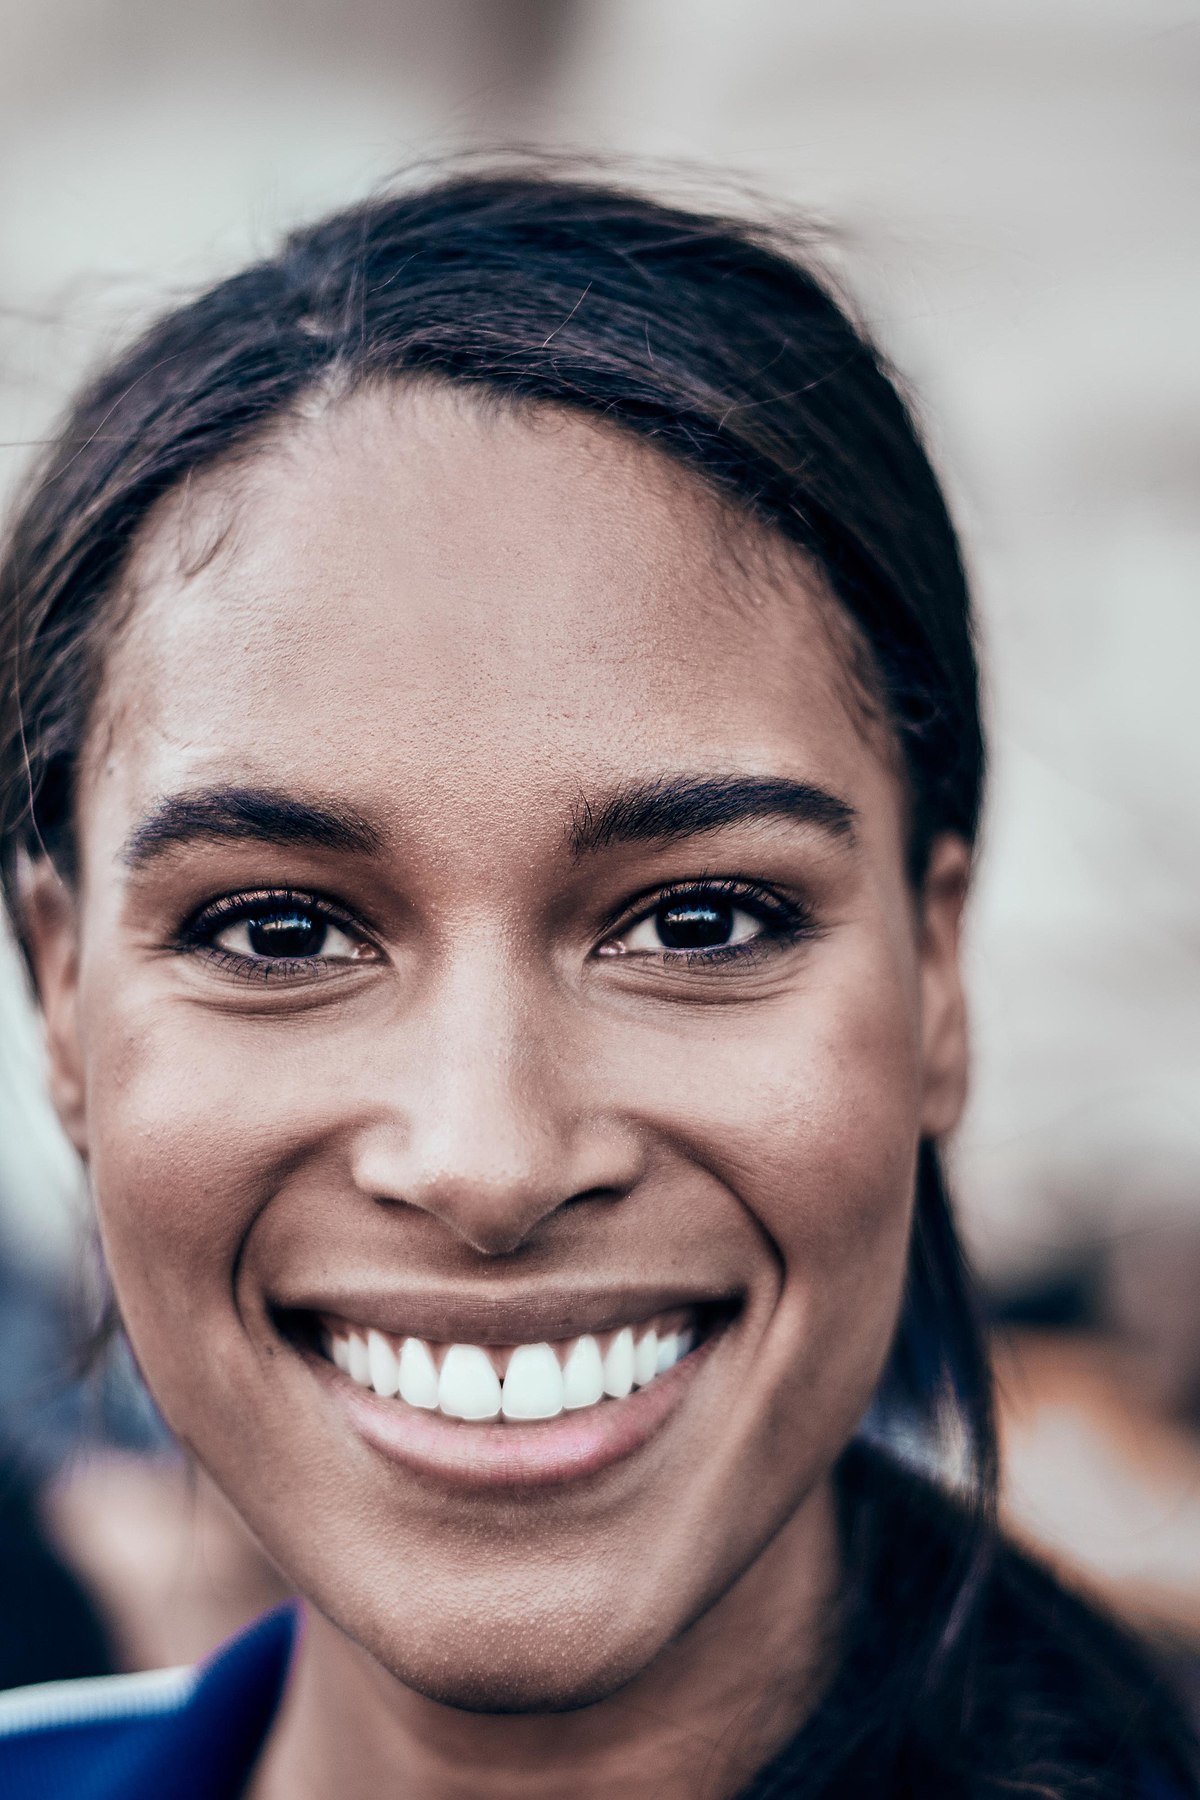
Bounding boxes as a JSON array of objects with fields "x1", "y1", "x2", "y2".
[
  {"x1": 247, "y1": 911, "x2": 325, "y2": 958},
  {"x1": 656, "y1": 898, "x2": 733, "y2": 949}
]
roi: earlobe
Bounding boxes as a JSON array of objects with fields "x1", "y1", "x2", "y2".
[
  {"x1": 17, "y1": 856, "x2": 89, "y2": 1156},
  {"x1": 917, "y1": 834, "x2": 971, "y2": 1140}
]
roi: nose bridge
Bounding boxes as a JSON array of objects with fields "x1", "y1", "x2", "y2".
[
  {"x1": 419, "y1": 951, "x2": 559, "y2": 1197},
  {"x1": 351, "y1": 933, "x2": 634, "y2": 1254}
]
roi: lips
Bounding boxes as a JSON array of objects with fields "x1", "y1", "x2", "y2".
[
  {"x1": 322, "y1": 1308, "x2": 699, "y2": 1423},
  {"x1": 274, "y1": 1288, "x2": 736, "y2": 1489}
]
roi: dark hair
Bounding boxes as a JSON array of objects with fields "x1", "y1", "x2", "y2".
[
  {"x1": 0, "y1": 162, "x2": 1193, "y2": 1794},
  {"x1": 0, "y1": 163, "x2": 984, "y2": 900}
]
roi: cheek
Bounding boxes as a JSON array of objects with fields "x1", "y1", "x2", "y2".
[
  {"x1": 610, "y1": 935, "x2": 922, "y2": 1405},
  {"x1": 79, "y1": 987, "x2": 332, "y2": 1424},
  {"x1": 620, "y1": 935, "x2": 920, "y2": 1221}
]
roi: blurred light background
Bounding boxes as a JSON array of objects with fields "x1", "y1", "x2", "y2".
[{"x1": 0, "y1": 0, "x2": 1197, "y2": 1682}]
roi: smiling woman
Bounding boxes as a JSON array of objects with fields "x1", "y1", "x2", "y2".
[{"x1": 0, "y1": 165, "x2": 1195, "y2": 1800}]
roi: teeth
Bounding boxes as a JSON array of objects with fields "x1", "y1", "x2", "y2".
[
  {"x1": 501, "y1": 1343, "x2": 564, "y2": 1420},
  {"x1": 603, "y1": 1327, "x2": 635, "y2": 1399},
  {"x1": 438, "y1": 1344, "x2": 502, "y2": 1421},
  {"x1": 347, "y1": 1333, "x2": 371, "y2": 1388},
  {"x1": 367, "y1": 1330, "x2": 399, "y2": 1397},
  {"x1": 326, "y1": 1311, "x2": 702, "y2": 1423},
  {"x1": 562, "y1": 1335, "x2": 605, "y2": 1410},
  {"x1": 633, "y1": 1329, "x2": 658, "y2": 1388},
  {"x1": 398, "y1": 1336, "x2": 438, "y2": 1410}
]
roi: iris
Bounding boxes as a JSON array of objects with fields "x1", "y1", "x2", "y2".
[
  {"x1": 654, "y1": 898, "x2": 734, "y2": 950},
  {"x1": 246, "y1": 910, "x2": 326, "y2": 958}
]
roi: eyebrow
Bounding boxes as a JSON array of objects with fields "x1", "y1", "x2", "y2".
[
  {"x1": 568, "y1": 775, "x2": 856, "y2": 857},
  {"x1": 122, "y1": 786, "x2": 382, "y2": 871},
  {"x1": 122, "y1": 774, "x2": 855, "y2": 873}
]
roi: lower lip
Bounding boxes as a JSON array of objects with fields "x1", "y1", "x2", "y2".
[{"x1": 316, "y1": 1338, "x2": 719, "y2": 1492}]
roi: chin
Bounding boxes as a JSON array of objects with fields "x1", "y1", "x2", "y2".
[
  {"x1": 399, "y1": 1667, "x2": 636, "y2": 1716},
  {"x1": 370, "y1": 1620, "x2": 657, "y2": 1716}
]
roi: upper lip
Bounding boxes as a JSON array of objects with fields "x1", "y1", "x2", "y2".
[{"x1": 274, "y1": 1282, "x2": 738, "y2": 1346}]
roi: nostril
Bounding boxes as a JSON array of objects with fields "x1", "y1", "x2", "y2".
[
  {"x1": 563, "y1": 1184, "x2": 630, "y2": 1209},
  {"x1": 350, "y1": 1110, "x2": 645, "y2": 1252}
]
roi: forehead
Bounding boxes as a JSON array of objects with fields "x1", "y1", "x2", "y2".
[{"x1": 90, "y1": 385, "x2": 887, "y2": 839}]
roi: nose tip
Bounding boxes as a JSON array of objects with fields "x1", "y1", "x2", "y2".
[
  {"x1": 351, "y1": 1124, "x2": 643, "y2": 1258},
  {"x1": 347, "y1": 950, "x2": 644, "y2": 1256}
]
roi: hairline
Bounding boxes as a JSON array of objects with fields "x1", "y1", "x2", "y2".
[{"x1": 74, "y1": 372, "x2": 907, "y2": 862}]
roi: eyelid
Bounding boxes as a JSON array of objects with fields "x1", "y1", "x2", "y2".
[
  {"x1": 181, "y1": 886, "x2": 361, "y2": 933},
  {"x1": 602, "y1": 876, "x2": 799, "y2": 933},
  {"x1": 175, "y1": 887, "x2": 379, "y2": 974},
  {"x1": 597, "y1": 875, "x2": 813, "y2": 963}
]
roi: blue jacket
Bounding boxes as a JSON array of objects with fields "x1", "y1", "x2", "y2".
[
  {"x1": 0, "y1": 1601, "x2": 1188, "y2": 1798},
  {"x1": 0, "y1": 1606, "x2": 295, "y2": 1799}
]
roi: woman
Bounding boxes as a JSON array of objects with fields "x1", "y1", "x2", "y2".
[{"x1": 0, "y1": 165, "x2": 1194, "y2": 1799}]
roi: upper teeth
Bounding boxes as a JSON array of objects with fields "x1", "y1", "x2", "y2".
[{"x1": 325, "y1": 1315, "x2": 696, "y2": 1422}]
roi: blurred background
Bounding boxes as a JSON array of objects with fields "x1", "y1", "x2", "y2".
[{"x1": 0, "y1": 0, "x2": 1198, "y2": 1688}]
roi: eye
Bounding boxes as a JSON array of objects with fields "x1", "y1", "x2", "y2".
[
  {"x1": 600, "y1": 883, "x2": 804, "y2": 962},
  {"x1": 212, "y1": 906, "x2": 365, "y2": 962},
  {"x1": 179, "y1": 890, "x2": 378, "y2": 977},
  {"x1": 621, "y1": 894, "x2": 762, "y2": 953}
]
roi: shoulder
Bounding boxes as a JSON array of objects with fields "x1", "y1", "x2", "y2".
[
  {"x1": 0, "y1": 1604, "x2": 296, "y2": 1800},
  {"x1": 0, "y1": 1666, "x2": 197, "y2": 1798}
]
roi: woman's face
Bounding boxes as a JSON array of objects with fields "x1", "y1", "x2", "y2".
[{"x1": 33, "y1": 387, "x2": 968, "y2": 1709}]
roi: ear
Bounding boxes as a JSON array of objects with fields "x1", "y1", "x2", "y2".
[
  {"x1": 18, "y1": 857, "x2": 89, "y2": 1157},
  {"x1": 916, "y1": 833, "x2": 971, "y2": 1140}
]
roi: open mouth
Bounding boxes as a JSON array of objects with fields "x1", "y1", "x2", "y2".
[{"x1": 294, "y1": 1304, "x2": 727, "y2": 1425}]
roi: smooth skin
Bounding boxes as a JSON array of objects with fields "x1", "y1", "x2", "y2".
[{"x1": 25, "y1": 386, "x2": 970, "y2": 1800}]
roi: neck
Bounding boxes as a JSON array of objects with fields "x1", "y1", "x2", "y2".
[{"x1": 248, "y1": 1476, "x2": 838, "y2": 1800}]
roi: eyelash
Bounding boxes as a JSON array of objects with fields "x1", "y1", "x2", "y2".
[
  {"x1": 175, "y1": 878, "x2": 816, "y2": 984},
  {"x1": 176, "y1": 889, "x2": 373, "y2": 984},
  {"x1": 602, "y1": 878, "x2": 815, "y2": 968}
]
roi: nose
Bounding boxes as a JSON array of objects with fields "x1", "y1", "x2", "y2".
[{"x1": 349, "y1": 943, "x2": 642, "y2": 1256}]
